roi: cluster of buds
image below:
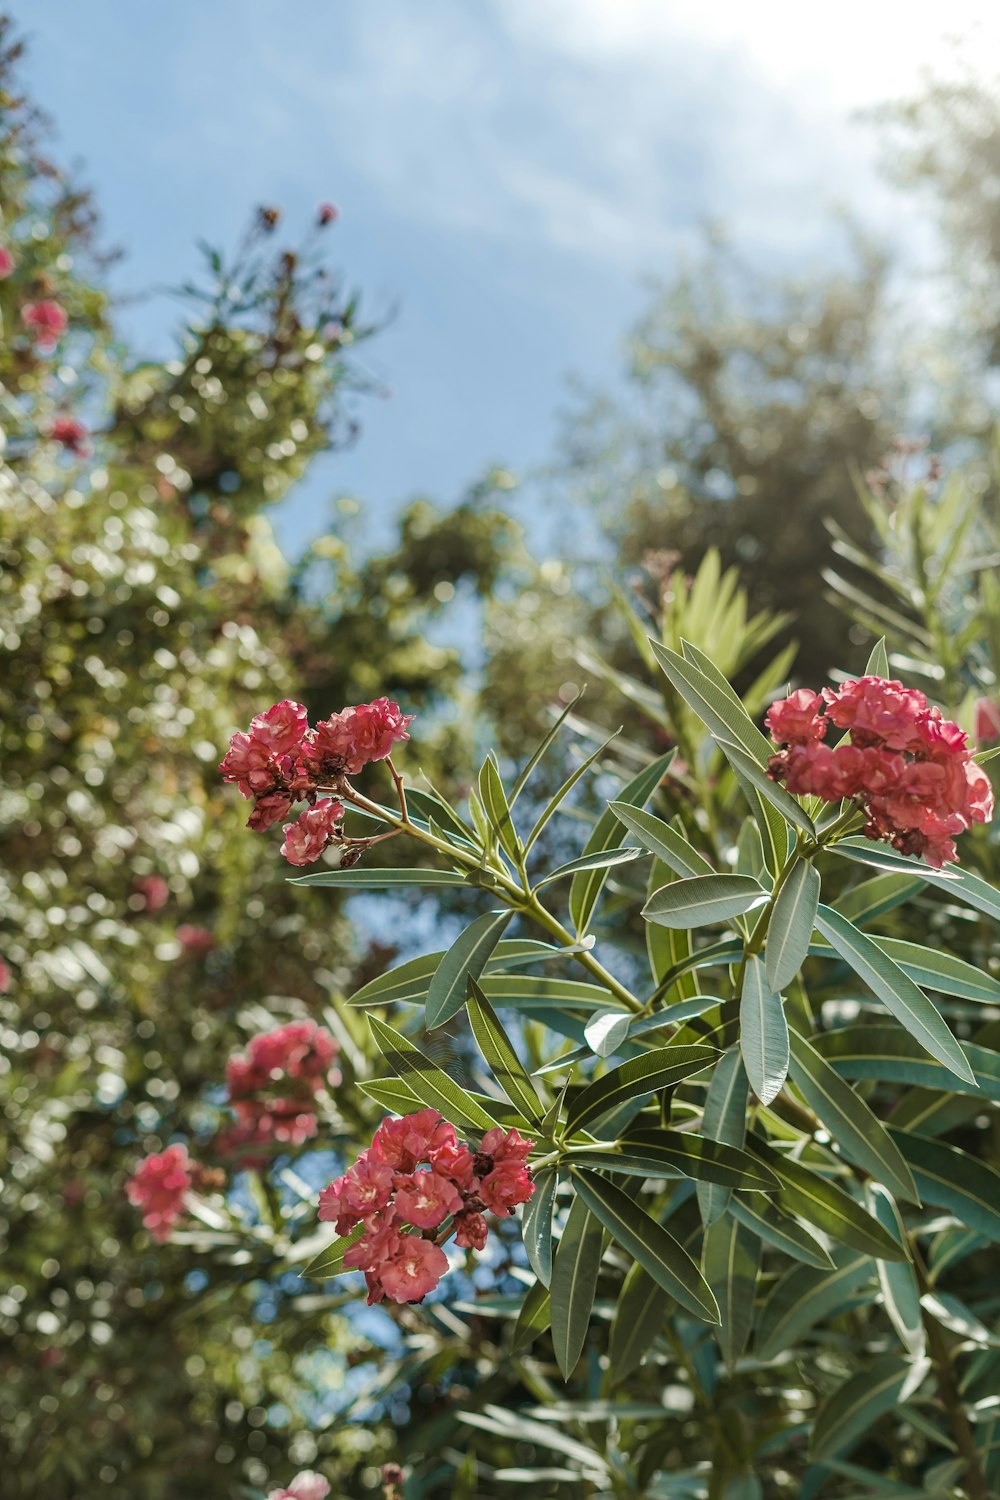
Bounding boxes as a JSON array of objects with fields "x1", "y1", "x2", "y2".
[
  {"x1": 318, "y1": 1110, "x2": 535, "y2": 1305},
  {"x1": 767, "y1": 676, "x2": 994, "y2": 866},
  {"x1": 125, "y1": 1143, "x2": 194, "y2": 1242},
  {"x1": 219, "y1": 697, "x2": 412, "y2": 866},
  {"x1": 217, "y1": 1022, "x2": 340, "y2": 1162}
]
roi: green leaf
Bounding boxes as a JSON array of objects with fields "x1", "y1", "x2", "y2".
[
  {"x1": 522, "y1": 1168, "x2": 557, "y2": 1286},
  {"x1": 510, "y1": 687, "x2": 586, "y2": 806},
  {"x1": 750, "y1": 1140, "x2": 907, "y2": 1261},
  {"x1": 766, "y1": 860, "x2": 821, "y2": 992},
  {"x1": 756, "y1": 1250, "x2": 872, "y2": 1359},
  {"x1": 715, "y1": 737, "x2": 815, "y2": 837},
  {"x1": 483, "y1": 975, "x2": 625, "y2": 1012},
  {"x1": 868, "y1": 1187, "x2": 925, "y2": 1358},
  {"x1": 609, "y1": 1262, "x2": 668, "y2": 1380},
  {"x1": 583, "y1": 1010, "x2": 632, "y2": 1058},
  {"x1": 301, "y1": 1224, "x2": 365, "y2": 1280},
  {"x1": 788, "y1": 1028, "x2": 919, "y2": 1205},
  {"x1": 740, "y1": 956, "x2": 789, "y2": 1106},
  {"x1": 551, "y1": 1195, "x2": 605, "y2": 1377},
  {"x1": 572, "y1": 1169, "x2": 720, "y2": 1322},
  {"x1": 536, "y1": 845, "x2": 644, "y2": 889},
  {"x1": 425, "y1": 910, "x2": 514, "y2": 1029},
  {"x1": 811, "y1": 1354, "x2": 911, "y2": 1460},
  {"x1": 887, "y1": 1130, "x2": 1000, "y2": 1241},
  {"x1": 864, "y1": 636, "x2": 890, "y2": 675},
  {"x1": 466, "y1": 976, "x2": 545, "y2": 1125},
  {"x1": 565, "y1": 1045, "x2": 718, "y2": 1137},
  {"x1": 347, "y1": 939, "x2": 557, "y2": 1008},
  {"x1": 703, "y1": 1215, "x2": 760, "y2": 1366},
  {"x1": 406, "y1": 783, "x2": 481, "y2": 849},
  {"x1": 831, "y1": 838, "x2": 957, "y2": 883},
  {"x1": 478, "y1": 754, "x2": 521, "y2": 862},
  {"x1": 643, "y1": 874, "x2": 767, "y2": 930},
  {"x1": 367, "y1": 1016, "x2": 501, "y2": 1132},
  {"x1": 730, "y1": 1193, "x2": 834, "y2": 1269},
  {"x1": 872, "y1": 938, "x2": 1000, "y2": 1005},
  {"x1": 571, "y1": 1128, "x2": 778, "y2": 1190},
  {"x1": 831, "y1": 871, "x2": 924, "y2": 927},
  {"x1": 359, "y1": 1078, "x2": 423, "y2": 1114},
  {"x1": 650, "y1": 640, "x2": 772, "y2": 765},
  {"x1": 290, "y1": 866, "x2": 468, "y2": 888},
  {"x1": 511, "y1": 1278, "x2": 551, "y2": 1352},
  {"x1": 812, "y1": 1023, "x2": 1000, "y2": 1098},
  {"x1": 524, "y1": 732, "x2": 620, "y2": 854},
  {"x1": 814, "y1": 905, "x2": 975, "y2": 1085},
  {"x1": 569, "y1": 752, "x2": 675, "y2": 938},
  {"x1": 698, "y1": 1048, "x2": 750, "y2": 1227},
  {"x1": 609, "y1": 803, "x2": 714, "y2": 879}
]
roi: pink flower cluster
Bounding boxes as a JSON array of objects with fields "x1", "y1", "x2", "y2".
[
  {"x1": 267, "y1": 1473, "x2": 330, "y2": 1500},
  {"x1": 49, "y1": 414, "x2": 90, "y2": 457},
  {"x1": 22, "y1": 298, "x2": 68, "y2": 352},
  {"x1": 218, "y1": 1022, "x2": 340, "y2": 1161},
  {"x1": 318, "y1": 1110, "x2": 535, "y2": 1305},
  {"x1": 767, "y1": 677, "x2": 994, "y2": 866},
  {"x1": 125, "y1": 1143, "x2": 193, "y2": 1242},
  {"x1": 219, "y1": 697, "x2": 412, "y2": 864}
]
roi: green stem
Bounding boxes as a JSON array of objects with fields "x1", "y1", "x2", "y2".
[{"x1": 340, "y1": 782, "x2": 645, "y2": 1015}]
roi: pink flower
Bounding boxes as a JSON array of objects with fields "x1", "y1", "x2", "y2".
[
  {"x1": 370, "y1": 1109, "x2": 454, "y2": 1172},
  {"x1": 268, "y1": 1471, "x2": 331, "y2": 1500},
  {"x1": 0, "y1": 957, "x2": 10, "y2": 994},
  {"x1": 453, "y1": 1209, "x2": 488, "y2": 1250},
  {"x1": 133, "y1": 874, "x2": 170, "y2": 912},
  {"x1": 480, "y1": 1126, "x2": 533, "y2": 1166},
  {"x1": 342, "y1": 1210, "x2": 404, "y2": 1274},
  {"x1": 280, "y1": 798, "x2": 344, "y2": 865},
  {"x1": 246, "y1": 791, "x2": 295, "y2": 831},
  {"x1": 394, "y1": 1168, "x2": 464, "y2": 1230},
  {"x1": 249, "y1": 700, "x2": 310, "y2": 756},
  {"x1": 318, "y1": 1153, "x2": 395, "y2": 1233},
  {"x1": 125, "y1": 1144, "x2": 193, "y2": 1242},
  {"x1": 317, "y1": 202, "x2": 339, "y2": 226},
  {"x1": 766, "y1": 689, "x2": 826, "y2": 745},
  {"x1": 822, "y1": 676, "x2": 928, "y2": 751},
  {"x1": 379, "y1": 1235, "x2": 449, "y2": 1303},
  {"x1": 22, "y1": 299, "x2": 68, "y2": 351},
  {"x1": 304, "y1": 698, "x2": 412, "y2": 779},
  {"x1": 975, "y1": 699, "x2": 1000, "y2": 746},
  {"x1": 176, "y1": 924, "x2": 215, "y2": 953},
  {"x1": 0, "y1": 246, "x2": 14, "y2": 278},
  {"x1": 478, "y1": 1159, "x2": 535, "y2": 1215},
  {"x1": 49, "y1": 415, "x2": 89, "y2": 457}
]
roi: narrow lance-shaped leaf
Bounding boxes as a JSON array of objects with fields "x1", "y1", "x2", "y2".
[
  {"x1": 301, "y1": 1224, "x2": 365, "y2": 1280},
  {"x1": 749, "y1": 1139, "x2": 907, "y2": 1261},
  {"x1": 868, "y1": 1185, "x2": 925, "y2": 1358},
  {"x1": 643, "y1": 874, "x2": 767, "y2": 930},
  {"x1": 810, "y1": 1355, "x2": 912, "y2": 1460},
  {"x1": 425, "y1": 910, "x2": 514, "y2": 1029},
  {"x1": 814, "y1": 904, "x2": 976, "y2": 1085},
  {"x1": 478, "y1": 754, "x2": 521, "y2": 863},
  {"x1": 697, "y1": 1047, "x2": 749, "y2": 1227},
  {"x1": 756, "y1": 1250, "x2": 872, "y2": 1360},
  {"x1": 572, "y1": 1169, "x2": 720, "y2": 1323},
  {"x1": 570, "y1": 1128, "x2": 779, "y2": 1190},
  {"x1": 584, "y1": 1009, "x2": 632, "y2": 1058},
  {"x1": 536, "y1": 845, "x2": 644, "y2": 889},
  {"x1": 551, "y1": 1194, "x2": 605, "y2": 1377},
  {"x1": 569, "y1": 751, "x2": 675, "y2": 939},
  {"x1": 466, "y1": 975, "x2": 545, "y2": 1125},
  {"x1": 510, "y1": 686, "x2": 586, "y2": 806},
  {"x1": 788, "y1": 1027, "x2": 919, "y2": 1205},
  {"x1": 887, "y1": 1129, "x2": 1000, "y2": 1242},
  {"x1": 740, "y1": 956, "x2": 788, "y2": 1106},
  {"x1": 565, "y1": 1045, "x2": 718, "y2": 1137},
  {"x1": 766, "y1": 859, "x2": 820, "y2": 992},
  {"x1": 524, "y1": 732, "x2": 620, "y2": 854},
  {"x1": 715, "y1": 736, "x2": 816, "y2": 837},
  {"x1": 291, "y1": 867, "x2": 468, "y2": 889},
  {"x1": 608, "y1": 1262, "x2": 668, "y2": 1380},
  {"x1": 702, "y1": 1214, "x2": 760, "y2": 1367},
  {"x1": 521, "y1": 1167, "x2": 557, "y2": 1287},
  {"x1": 511, "y1": 1277, "x2": 551, "y2": 1352},
  {"x1": 367, "y1": 1016, "x2": 501, "y2": 1132},
  {"x1": 651, "y1": 639, "x2": 772, "y2": 765},
  {"x1": 609, "y1": 802, "x2": 714, "y2": 879},
  {"x1": 729, "y1": 1193, "x2": 834, "y2": 1269}
]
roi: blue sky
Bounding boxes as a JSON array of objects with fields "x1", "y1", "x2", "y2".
[{"x1": 18, "y1": 1, "x2": 997, "y2": 556}]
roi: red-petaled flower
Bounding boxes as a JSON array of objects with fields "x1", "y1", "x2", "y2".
[
  {"x1": 303, "y1": 698, "x2": 412, "y2": 779},
  {"x1": 22, "y1": 299, "x2": 68, "y2": 350},
  {"x1": 267, "y1": 1471, "x2": 331, "y2": 1500},
  {"x1": 765, "y1": 689, "x2": 826, "y2": 745},
  {"x1": 49, "y1": 415, "x2": 90, "y2": 457},
  {"x1": 393, "y1": 1168, "x2": 464, "y2": 1230},
  {"x1": 0, "y1": 246, "x2": 14, "y2": 278},
  {"x1": 379, "y1": 1236, "x2": 449, "y2": 1303},
  {"x1": 125, "y1": 1143, "x2": 193, "y2": 1242},
  {"x1": 280, "y1": 797, "x2": 344, "y2": 865}
]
